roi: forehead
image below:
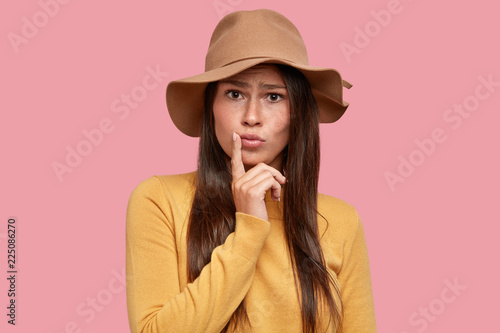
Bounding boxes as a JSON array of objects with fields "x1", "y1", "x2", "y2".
[{"x1": 223, "y1": 64, "x2": 285, "y2": 84}]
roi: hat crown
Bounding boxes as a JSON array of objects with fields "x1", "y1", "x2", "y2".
[{"x1": 205, "y1": 9, "x2": 310, "y2": 71}]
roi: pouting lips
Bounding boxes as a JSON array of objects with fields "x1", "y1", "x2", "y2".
[{"x1": 240, "y1": 133, "x2": 265, "y2": 148}]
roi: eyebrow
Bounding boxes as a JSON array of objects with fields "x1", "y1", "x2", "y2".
[{"x1": 219, "y1": 79, "x2": 286, "y2": 90}]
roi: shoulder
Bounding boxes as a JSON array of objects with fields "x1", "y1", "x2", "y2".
[
  {"x1": 126, "y1": 172, "x2": 197, "y2": 230},
  {"x1": 318, "y1": 193, "x2": 360, "y2": 227},
  {"x1": 317, "y1": 193, "x2": 370, "y2": 277},
  {"x1": 129, "y1": 171, "x2": 196, "y2": 199},
  {"x1": 317, "y1": 193, "x2": 363, "y2": 244},
  {"x1": 127, "y1": 172, "x2": 197, "y2": 217}
]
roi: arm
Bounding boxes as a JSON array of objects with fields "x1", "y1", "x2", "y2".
[
  {"x1": 126, "y1": 176, "x2": 271, "y2": 333},
  {"x1": 338, "y1": 215, "x2": 377, "y2": 332}
]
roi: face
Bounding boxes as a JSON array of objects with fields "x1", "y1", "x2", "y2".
[{"x1": 213, "y1": 64, "x2": 290, "y2": 171}]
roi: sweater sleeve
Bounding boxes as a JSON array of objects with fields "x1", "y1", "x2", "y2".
[
  {"x1": 338, "y1": 215, "x2": 377, "y2": 332},
  {"x1": 126, "y1": 176, "x2": 271, "y2": 333}
]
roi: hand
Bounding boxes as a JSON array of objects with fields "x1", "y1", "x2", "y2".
[{"x1": 231, "y1": 132, "x2": 286, "y2": 221}]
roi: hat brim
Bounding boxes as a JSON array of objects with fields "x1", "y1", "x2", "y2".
[{"x1": 166, "y1": 57, "x2": 351, "y2": 137}]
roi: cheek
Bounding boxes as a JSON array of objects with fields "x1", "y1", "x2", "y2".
[
  {"x1": 275, "y1": 110, "x2": 291, "y2": 142},
  {"x1": 213, "y1": 106, "x2": 233, "y2": 156}
]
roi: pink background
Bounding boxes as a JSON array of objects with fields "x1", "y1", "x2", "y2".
[{"x1": 1, "y1": 0, "x2": 499, "y2": 332}]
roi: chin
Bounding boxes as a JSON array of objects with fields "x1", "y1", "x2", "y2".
[
  {"x1": 242, "y1": 157, "x2": 263, "y2": 168},
  {"x1": 241, "y1": 153, "x2": 262, "y2": 164},
  {"x1": 242, "y1": 160, "x2": 259, "y2": 168}
]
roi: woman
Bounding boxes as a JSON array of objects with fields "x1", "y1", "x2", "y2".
[{"x1": 126, "y1": 9, "x2": 376, "y2": 333}]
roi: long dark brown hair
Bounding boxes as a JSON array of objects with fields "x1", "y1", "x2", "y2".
[{"x1": 187, "y1": 64, "x2": 342, "y2": 332}]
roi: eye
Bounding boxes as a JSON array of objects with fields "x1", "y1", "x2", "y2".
[
  {"x1": 266, "y1": 93, "x2": 283, "y2": 102},
  {"x1": 225, "y1": 90, "x2": 243, "y2": 100}
]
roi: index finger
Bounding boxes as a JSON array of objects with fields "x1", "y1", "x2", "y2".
[{"x1": 231, "y1": 132, "x2": 245, "y2": 181}]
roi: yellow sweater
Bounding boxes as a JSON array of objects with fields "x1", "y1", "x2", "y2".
[{"x1": 126, "y1": 172, "x2": 376, "y2": 332}]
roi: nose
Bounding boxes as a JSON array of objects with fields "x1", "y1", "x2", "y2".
[{"x1": 242, "y1": 99, "x2": 262, "y2": 126}]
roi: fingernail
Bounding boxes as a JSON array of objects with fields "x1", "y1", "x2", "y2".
[{"x1": 232, "y1": 132, "x2": 236, "y2": 142}]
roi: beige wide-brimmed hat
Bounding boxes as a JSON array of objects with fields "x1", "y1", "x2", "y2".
[{"x1": 166, "y1": 9, "x2": 352, "y2": 137}]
